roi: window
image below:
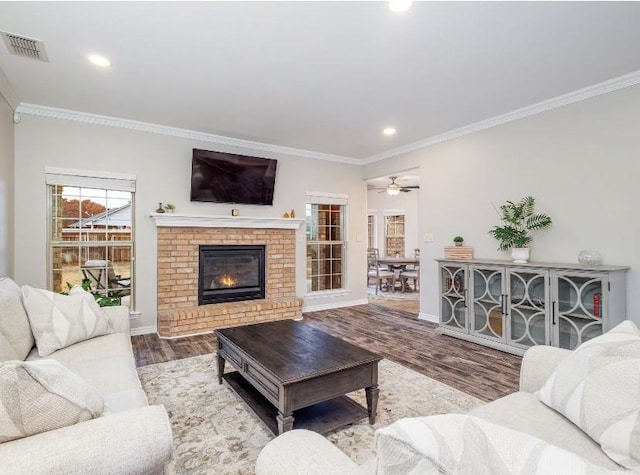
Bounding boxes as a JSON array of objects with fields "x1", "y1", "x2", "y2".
[
  {"x1": 367, "y1": 214, "x2": 376, "y2": 250},
  {"x1": 306, "y1": 193, "x2": 347, "y2": 293},
  {"x1": 385, "y1": 214, "x2": 405, "y2": 257},
  {"x1": 46, "y1": 168, "x2": 136, "y2": 307}
]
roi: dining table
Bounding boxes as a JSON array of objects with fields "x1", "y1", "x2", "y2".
[{"x1": 376, "y1": 257, "x2": 419, "y2": 292}]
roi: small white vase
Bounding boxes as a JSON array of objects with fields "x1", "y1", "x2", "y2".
[{"x1": 511, "y1": 248, "x2": 530, "y2": 263}]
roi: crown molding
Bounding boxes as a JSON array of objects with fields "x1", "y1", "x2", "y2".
[
  {"x1": 14, "y1": 103, "x2": 361, "y2": 165},
  {"x1": 362, "y1": 69, "x2": 640, "y2": 164}
]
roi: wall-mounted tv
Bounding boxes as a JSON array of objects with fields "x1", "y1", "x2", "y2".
[{"x1": 190, "y1": 149, "x2": 277, "y2": 206}]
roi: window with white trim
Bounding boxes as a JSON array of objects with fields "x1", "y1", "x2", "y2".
[
  {"x1": 46, "y1": 168, "x2": 136, "y2": 307},
  {"x1": 367, "y1": 214, "x2": 376, "y2": 250},
  {"x1": 305, "y1": 192, "x2": 347, "y2": 292},
  {"x1": 385, "y1": 214, "x2": 405, "y2": 257}
]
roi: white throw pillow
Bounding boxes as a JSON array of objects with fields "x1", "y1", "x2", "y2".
[
  {"x1": 537, "y1": 321, "x2": 640, "y2": 471},
  {"x1": 0, "y1": 278, "x2": 34, "y2": 362},
  {"x1": 375, "y1": 414, "x2": 629, "y2": 474},
  {"x1": 0, "y1": 359, "x2": 104, "y2": 442},
  {"x1": 22, "y1": 285, "x2": 113, "y2": 357}
]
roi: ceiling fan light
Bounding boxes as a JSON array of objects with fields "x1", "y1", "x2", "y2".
[{"x1": 387, "y1": 187, "x2": 401, "y2": 196}]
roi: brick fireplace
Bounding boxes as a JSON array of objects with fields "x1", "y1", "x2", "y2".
[{"x1": 152, "y1": 214, "x2": 303, "y2": 338}]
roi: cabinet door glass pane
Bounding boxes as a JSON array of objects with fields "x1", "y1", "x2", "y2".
[
  {"x1": 441, "y1": 266, "x2": 466, "y2": 331},
  {"x1": 556, "y1": 274, "x2": 605, "y2": 349},
  {"x1": 508, "y1": 271, "x2": 547, "y2": 347},
  {"x1": 472, "y1": 269, "x2": 503, "y2": 340}
]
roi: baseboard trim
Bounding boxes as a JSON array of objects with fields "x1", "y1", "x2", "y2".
[
  {"x1": 418, "y1": 312, "x2": 439, "y2": 323},
  {"x1": 129, "y1": 325, "x2": 157, "y2": 336},
  {"x1": 302, "y1": 298, "x2": 369, "y2": 313}
]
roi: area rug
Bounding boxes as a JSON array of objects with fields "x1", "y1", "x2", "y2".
[{"x1": 138, "y1": 353, "x2": 482, "y2": 474}]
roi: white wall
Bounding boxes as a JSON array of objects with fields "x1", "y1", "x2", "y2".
[
  {"x1": 0, "y1": 95, "x2": 14, "y2": 278},
  {"x1": 364, "y1": 83, "x2": 640, "y2": 325},
  {"x1": 367, "y1": 187, "x2": 419, "y2": 257},
  {"x1": 13, "y1": 115, "x2": 367, "y2": 332}
]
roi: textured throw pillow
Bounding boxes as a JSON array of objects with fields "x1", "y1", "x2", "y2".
[
  {"x1": 0, "y1": 359, "x2": 104, "y2": 442},
  {"x1": 22, "y1": 285, "x2": 113, "y2": 357},
  {"x1": 375, "y1": 414, "x2": 629, "y2": 474},
  {"x1": 537, "y1": 321, "x2": 640, "y2": 471},
  {"x1": 0, "y1": 278, "x2": 34, "y2": 362}
]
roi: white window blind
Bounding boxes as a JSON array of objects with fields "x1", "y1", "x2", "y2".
[
  {"x1": 45, "y1": 167, "x2": 136, "y2": 192},
  {"x1": 306, "y1": 191, "x2": 348, "y2": 205}
]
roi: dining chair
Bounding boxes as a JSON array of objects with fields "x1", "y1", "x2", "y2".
[
  {"x1": 367, "y1": 251, "x2": 395, "y2": 294},
  {"x1": 400, "y1": 250, "x2": 420, "y2": 292}
]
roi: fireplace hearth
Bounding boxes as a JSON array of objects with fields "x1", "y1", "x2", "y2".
[{"x1": 198, "y1": 245, "x2": 266, "y2": 305}]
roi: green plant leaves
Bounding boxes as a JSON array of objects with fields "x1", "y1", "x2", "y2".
[{"x1": 489, "y1": 196, "x2": 551, "y2": 251}]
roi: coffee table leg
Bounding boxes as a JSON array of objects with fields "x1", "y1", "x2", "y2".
[
  {"x1": 217, "y1": 354, "x2": 225, "y2": 384},
  {"x1": 365, "y1": 384, "x2": 379, "y2": 424},
  {"x1": 277, "y1": 412, "x2": 295, "y2": 434}
]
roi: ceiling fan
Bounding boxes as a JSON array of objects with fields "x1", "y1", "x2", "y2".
[{"x1": 376, "y1": 176, "x2": 420, "y2": 195}]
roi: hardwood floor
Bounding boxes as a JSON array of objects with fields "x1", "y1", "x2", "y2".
[{"x1": 132, "y1": 304, "x2": 521, "y2": 402}]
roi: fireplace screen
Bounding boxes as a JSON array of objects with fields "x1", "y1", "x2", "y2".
[{"x1": 198, "y1": 245, "x2": 266, "y2": 305}]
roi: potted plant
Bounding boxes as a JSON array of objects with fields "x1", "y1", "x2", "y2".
[
  {"x1": 164, "y1": 203, "x2": 175, "y2": 213},
  {"x1": 488, "y1": 196, "x2": 552, "y2": 263},
  {"x1": 453, "y1": 236, "x2": 464, "y2": 247}
]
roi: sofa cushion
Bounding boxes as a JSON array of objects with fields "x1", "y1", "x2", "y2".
[
  {"x1": 470, "y1": 391, "x2": 623, "y2": 470},
  {"x1": 0, "y1": 359, "x2": 104, "y2": 442},
  {"x1": 27, "y1": 333, "x2": 142, "y2": 397},
  {"x1": 0, "y1": 278, "x2": 34, "y2": 362},
  {"x1": 536, "y1": 320, "x2": 640, "y2": 471},
  {"x1": 22, "y1": 285, "x2": 112, "y2": 357},
  {"x1": 375, "y1": 414, "x2": 629, "y2": 475}
]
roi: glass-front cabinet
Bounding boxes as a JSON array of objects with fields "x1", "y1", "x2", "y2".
[
  {"x1": 506, "y1": 269, "x2": 549, "y2": 350},
  {"x1": 553, "y1": 271, "x2": 608, "y2": 350},
  {"x1": 470, "y1": 266, "x2": 505, "y2": 343},
  {"x1": 437, "y1": 259, "x2": 628, "y2": 356},
  {"x1": 440, "y1": 264, "x2": 467, "y2": 333}
]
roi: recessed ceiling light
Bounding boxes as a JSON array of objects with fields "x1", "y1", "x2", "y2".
[
  {"x1": 88, "y1": 54, "x2": 111, "y2": 68},
  {"x1": 383, "y1": 127, "x2": 397, "y2": 136},
  {"x1": 389, "y1": 1, "x2": 412, "y2": 13}
]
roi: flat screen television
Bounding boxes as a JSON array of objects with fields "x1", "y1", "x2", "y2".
[{"x1": 190, "y1": 149, "x2": 277, "y2": 205}]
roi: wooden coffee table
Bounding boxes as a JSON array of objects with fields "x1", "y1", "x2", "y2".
[{"x1": 215, "y1": 319, "x2": 382, "y2": 435}]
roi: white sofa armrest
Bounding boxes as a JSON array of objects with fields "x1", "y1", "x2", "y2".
[
  {"x1": 519, "y1": 345, "x2": 572, "y2": 393},
  {"x1": 256, "y1": 429, "x2": 363, "y2": 475},
  {"x1": 103, "y1": 305, "x2": 130, "y2": 334},
  {"x1": 0, "y1": 405, "x2": 173, "y2": 475}
]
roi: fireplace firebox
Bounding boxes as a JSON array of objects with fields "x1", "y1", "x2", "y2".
[{"x1": 198, "y1": 245, "x2": 266, "y2": 305}]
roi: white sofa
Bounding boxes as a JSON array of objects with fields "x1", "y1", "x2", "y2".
[
  {"x1": 256, "y1": 344, "x2": 629, "y2": 474},
  {"x1": 0, "y1": 278, "x2": 173, "y2": 474}
]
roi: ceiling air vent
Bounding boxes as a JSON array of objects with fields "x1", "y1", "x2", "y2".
[{"x1": 0, "y1": 31, "x2": 48, "y2": 62}]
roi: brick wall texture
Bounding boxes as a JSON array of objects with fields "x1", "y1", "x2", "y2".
[{"x1": 157, "y1": 226, "x2": 302, "y2": 337}]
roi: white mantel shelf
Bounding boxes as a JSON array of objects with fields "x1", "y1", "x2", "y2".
[{"x1": 150, "y1": 213, "x2": 304, "y2": 229}]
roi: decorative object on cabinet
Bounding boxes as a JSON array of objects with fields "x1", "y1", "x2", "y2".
[
  {"x1": 155, "y1": 202, "x2": 165, "y2": 213},
  {"x1": 163, "y1": 203, "x2": 175, "y2": 213},
  {"x1": 231, "y1": 208, "x2": 239, "y2": 216},
  {"x1": 444, "y1": 246, "x2": 473, "y2": 260},
  {"x1": 437, "y1": 258, "x2": 628, "y2": 356},
  {"x1": 290, "y1": 209, "x2": 296, "y2": 218},
  {"x1": 453, "y1": 236, "x2": 464, "y2": 246},
  {"x1": 282, "y1": 211, "x2": 290, "y2": 218},
  {"x1": 578, "y1": 250, "x2": 603, "y2": 267},
  {"x1": 488, "y1": 196, "x2": 552, "y2": 263}
]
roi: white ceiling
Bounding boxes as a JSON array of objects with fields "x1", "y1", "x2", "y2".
[{"x1": 1, "y1": 2, "x2": 640, "y2": 161}]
